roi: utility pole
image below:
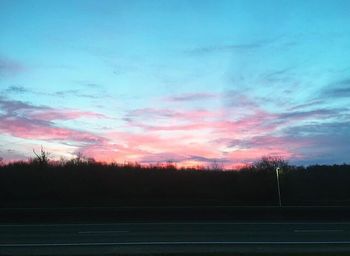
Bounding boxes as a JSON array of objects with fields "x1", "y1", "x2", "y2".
[{"x1": 276, "y1": 167, "x2": 282, "y2": 207}]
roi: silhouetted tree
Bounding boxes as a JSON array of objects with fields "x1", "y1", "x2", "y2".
[
  {"x1": 67, "y1": 152, "x2": 89, "y2": 165},
  {"x1": 165, "y1": 160, "x2": 176, "y2": 169},
  {"x1": 32, "y1": 146, "x2": 50, "y2": 166},
  {"x1": 87, "y1": 157, "x2": 96, "y2": 164},
  {"x1": 210, "y1": 160, "x2": 224, "y2": 171},
  {"x1": 253, "y1": 156, "x2": 289, "y2": 172}
]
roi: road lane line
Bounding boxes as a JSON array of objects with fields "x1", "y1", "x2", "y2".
[
  {"x1": 1, "y1": 222, "x2": 350, "y2": 227},
  {"x1": 2, "y1": 241, "x2": 350, "y2": 247},
  {"x1": 78, "y1": 231, "x2": 129, "y2": 234},
  {"x1": 294, "y1": 229, "x2": 344, "y2": 233}
]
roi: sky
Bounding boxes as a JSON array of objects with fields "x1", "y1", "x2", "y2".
[{"x1": 0, "y1": 0, "x2": 349, "y2": 168}]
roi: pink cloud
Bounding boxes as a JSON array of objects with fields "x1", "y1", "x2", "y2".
[
  {"x1": 29, "y1": 109, "x2": 108, "y2": 121},
  {"x1": 0, "y1": 97, "x2": 108, "y2": 121},
  {"x1": 0, "y1": 116, "x2": 103, "y2": 143},
  {"x1": 2, "y1": 91, "x2": 342, "y2": 167},
  {"x1": 126, "y1": 108, "x2": 218, "y2": 123},
  {"x1": 72, "y1": 105, "x2": 297, "y2": 166}
]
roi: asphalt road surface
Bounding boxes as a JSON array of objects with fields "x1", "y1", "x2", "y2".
[{"x1": 1, "y1": 222, "x2": 350, "y2": 255}]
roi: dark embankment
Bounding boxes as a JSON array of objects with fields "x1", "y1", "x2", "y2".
[{"x1": 1, "y1": 206, "x2": 350, "y2": 223}]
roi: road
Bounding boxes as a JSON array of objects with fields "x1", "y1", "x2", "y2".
[{"x1": 1, "y1": 222, "x2": 350, "y2": 255}]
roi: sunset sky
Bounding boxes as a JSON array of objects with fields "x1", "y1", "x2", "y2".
[{"x1": 0, "y1": 0, "x2": 349, "y2": 167}]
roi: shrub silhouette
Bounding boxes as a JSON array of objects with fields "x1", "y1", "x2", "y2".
[
  {"x1": 31, "y1": 146, "x2": 50, "y2": 167},
  {"x1": 250, "y1": 156, "x2": 290, "y2": 172}
]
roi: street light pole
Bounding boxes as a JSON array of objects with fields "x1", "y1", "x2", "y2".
[{"x1": 276, "y1": 167, "x2": 282, "y2": 207}]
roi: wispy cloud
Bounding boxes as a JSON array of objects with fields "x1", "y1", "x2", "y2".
[
  {"x1": 331, "y1": 78, "x2": 350, "y2": 87},
  {"x1": 263, "y1": 67, "x2": 295, "y2": 83},
  {"x1": 0, "y1": 56, "x2": 25, "y2": 77},
  {"x1": 2, "y1": 85, "x2": 104, "y2": 99},
  {"x1": 277, "y1": 109, "x2": 341, "y2": 120},
  {"x1": 0, "y1": 97, "x2": 108, "y2": 121},
  {"x1": 322, "y1": 79, "x2": 350, "y2": 98},
  {"x1": 124, "y1": 101, "x2": 343, "y2": 137},
  {"x1": 0, "y1": 116, "x2": 103, "y2": 144},
  {"x1": 53, "y1": 89, "x2": 100, "y2": 99},
  {"x1": 188, "y1": 155, "x2": 231, "y2": 164},
  {"x1": 283, "y1": 121, "x2": 350, "y2": 165},
  {"x1": 112, "y1": 92, "x2": 349, "y2": 167},
  {"x1": 29, "y1": 109, "x2": 108, "y2": 121},
  {"x1": 186, "y1": 43, "x2": 263, "y2": 55},
  {"x1": 5, "y1": 85, "x2": 29, "y2": 94},
  {"x1": 125, "y1": 108, "x2": 216, "y2": 123},
  {"x1": 185, "y1": 37, "x2": 279, "y2": 55},
  {"x1": 325, "y1": 87, "x2": 350, "y2": 98},
  {"x1": 228, "y1": 135, "x2": 308, "y2": 151},
  {"x1": 164, "y1": 92, "x2": 218, "y2": 102},
  {"x1": 0, "y1": 97, "x2": 108, "y2": 145},
  {"x1": 1, "y1": 90, "x2": 348, "y2": 166},
  {"x1": 0, "y1": 96, "x2": 44, "y2": 114},
  {"x1": 288, "y1": 100, "x2": 324, "y2": 111}
]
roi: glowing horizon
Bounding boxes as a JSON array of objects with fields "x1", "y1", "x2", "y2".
[{"x1": 1, "y1": 0, "x2": 349, "y2": 167}]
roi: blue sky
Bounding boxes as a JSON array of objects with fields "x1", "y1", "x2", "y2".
[{"x1": 0, "y1": 0, "x2": 349, "y2": 167}]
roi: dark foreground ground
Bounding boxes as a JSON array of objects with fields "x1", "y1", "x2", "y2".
[{"x1": 1, "y1": 206, "x2": 350, "y2": 255}]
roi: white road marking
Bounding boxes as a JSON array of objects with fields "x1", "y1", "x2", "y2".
[
  {"x1": 78, "y1": 230, "x2": 129, "y2": 234},
  {"x1": 0, "y1": 206, "x2": 346, "y2": 210},
  {"x1": 1, "y1": 222, "x2": 350, "y2": 227},
  {"x1": 1, "y1": 241, "x2": 350, "y2": 247},
  {"x1": 294, "y1": 229, "x2": 343, "y2": 233}
]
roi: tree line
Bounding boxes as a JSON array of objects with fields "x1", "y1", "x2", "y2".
[{"x1": 0, "y1": 150, "x2": 349, "y2": 207}]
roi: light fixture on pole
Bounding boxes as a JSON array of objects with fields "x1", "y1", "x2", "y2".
[{"x1": 276, "y1": 167, "x2": 282, "y2": 207}]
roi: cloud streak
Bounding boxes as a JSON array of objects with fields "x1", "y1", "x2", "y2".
[
  {"x1": 0, "y1": 97, "x2": 108, "y2": 120},
  {"x1": 186, "y1": 43, "x2": 263, "y2": 55},
  {"x1": 0, "y1": 56, "x2": 25, "y2": 77},
  {"x1": 185, "y1": 37, "x2": 280, "y2": 55},
  {"x1": 0, "y1": 116, "x2": 103, "y2": 144},
  {"x1": 322, "y1": 79, "x2": 350, "y2": 98},
  {"x1": 164, "y1": 92, "x2": 218, "y2": 102},
  {"x1": 0, "y1": 97, "x2": 108, "y2": 148},
  {"x1": 3, "y1": 85, "x2": 106, "y2": 100}
]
